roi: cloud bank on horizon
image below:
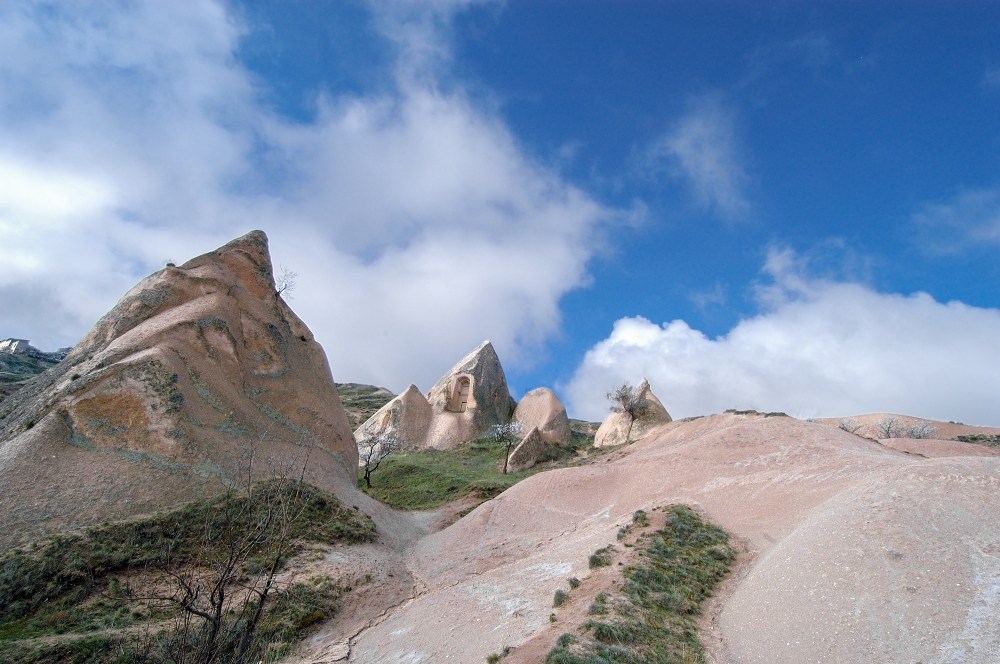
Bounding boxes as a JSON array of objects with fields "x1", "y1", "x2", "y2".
[
  {"x1": 1, "y1": 1, "x2": 999, "y2": 425},
  {"x1": 566, "y1": 251, "x2": 1000, "y2": 425}
]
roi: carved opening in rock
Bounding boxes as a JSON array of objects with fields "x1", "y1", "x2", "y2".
[{"x1": 449, "y1": 376, "x2": 472, "y2": 413}]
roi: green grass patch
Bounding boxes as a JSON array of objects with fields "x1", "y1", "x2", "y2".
[
  {"x1": 0, "y1": 481, "x2": 375, "y2": 663},
  {"x1": 956, "y1": 434, "x2": 1000, "y2": 447},
  {"x1": 588, "y1": 546, "x2": 615, "y2": 569},
  {"x1": 360, "y1": 432, "x2": 604, "y2": 511},
  {"x1": 359, "y1": 438, "x2": 528, "y2": 510},
  {"x1": 547, "y1": 505, "x2": 734, "y2": 664}
]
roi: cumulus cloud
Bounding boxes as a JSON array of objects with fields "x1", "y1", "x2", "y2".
[
  {"x1": 0, "y1": 1, "x2": 610, "y2": 389},
  {"x1": 648, "y1": 97, "x2": 750, "y2": 220},
  {"x1": 912, "y1": 188, "x2": 1000, "y2": 253},
  {"x1": 566, "y1": 250, "x2": 1000, "y2": 425}
]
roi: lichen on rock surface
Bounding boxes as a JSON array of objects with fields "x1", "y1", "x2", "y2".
[{"x1": 0, "y1": 231, "x2": 357, "y2": 550}]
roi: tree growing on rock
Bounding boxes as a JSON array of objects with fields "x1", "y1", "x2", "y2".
[
  {"x1": 276, "y1": 265, "x2": 298, "y2": 300},
  {"x1": 359, "y1": 431, "x2": 402, "y2": 488},
  {"x1": 606, "y1": 382, "x2": 649, "y2": 418},
  {"x1": 494, "y1": 421, "x2": 524, "y2": 474}
]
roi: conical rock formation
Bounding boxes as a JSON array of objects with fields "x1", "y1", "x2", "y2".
[
  {"x1": 594, "y1": 377, "x2": 672, "y2": 447},
  {"x1": 355, "y1": 384, "x2": 433, "y2": 449},
  {"x1": 421, "y1": 341, "x2": 515, "y2": 450},
  {"x1": 0, "y1": 231, "x2": 357, "y2": 549}
]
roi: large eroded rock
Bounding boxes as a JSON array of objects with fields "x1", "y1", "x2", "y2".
[
  {"x1": 512, "y1": 388, "x2": 572, "y2": 446},
  {"x1": 503, "y1": 426, "x2": 549, "y2": 473},
  {"x1": 354, "y1": 384, "x2": 433, "y2": 449},
  {"x1": 0, "y1": 231, "x2": 357, "y2": 550},
  {"x1": 594, "y1": 378, "x2": 672, "y2": 447},
  {"x1": 422, "y1": 341, "x2": 515, "y2": 450}
]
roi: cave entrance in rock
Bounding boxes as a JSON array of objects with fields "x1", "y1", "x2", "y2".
[{"x1": 450, "y1": 376, "x2": 471, "y2": 413}]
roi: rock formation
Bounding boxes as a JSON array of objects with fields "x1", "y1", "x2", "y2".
[
  {"x1": 503, "y1": 426, "x2": 549, "y2": 473},
  {"x1": 594, "y1": 410, "x2": 633, "y2": 448},
  {"x1": 594, "y1": 378, "x2": 672, "y2": 447},
  {"x1": 0, "y1": 231, "x2": 357, "y2": 550},
  {"x1": 512, "y1": 387, "x2": 572, "y2": 446},
  {"x1": 355, "y1": 384, "x2": 433, "y2": 449},
  {"x1": 421, "y1": 341, "x2": 516, "y2": 450}
]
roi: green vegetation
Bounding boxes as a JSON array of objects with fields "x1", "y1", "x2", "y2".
[
  {"x1": 547, "y1": 505, "x2": 735, "y2": 664},
  {"x1": 0, "y1": 481, "x2": 375, "y2": 663},
  {"x1": 335, "y1": 383, "x2": 395, "y2": 429},
  {"x1": 360, "y1": 431, "x2": 601, "y2": 511},
  {"x1": 588, "y1": 546, "x2": 615, "y2": 569},
  {"x1": 957, "y1": 434, "x2": 1000, "y2": 447},
  {"x1": 553, "y1": 590, "x2": 567, "y2": 608}
]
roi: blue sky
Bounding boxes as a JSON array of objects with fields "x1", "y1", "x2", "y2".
[{"x1": 2, "y1": 1, "x2": 999, "y2": 423}]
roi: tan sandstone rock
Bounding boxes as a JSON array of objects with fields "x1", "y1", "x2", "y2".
[
  {"x1": 594, "y1": 378, "x2": 672, "y2": 447},
  {"x1": 629, "y1": 377, "x2": 672, "y2": 439},
  {"x1": 422, "y1": 341, "x2": 515, "y2": 450},
  {"x1": 512, "y1": 387, "x2": 572, "y2": 446},
  {"x1": 503, "y1": 426, "x2": 548, "y2": 473},
  {"x1": 0, "y1": 231, "x2": 357, "y2": 550},
  {"x1": 594, "y1": 410, "x2": 633, "y2": 448},
  {"x1": 355, "y1": 384, "x2": 432, "y2": 449}
]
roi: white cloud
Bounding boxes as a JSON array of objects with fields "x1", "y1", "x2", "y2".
[
  {"x1": 649, "y1": 97, "x2": 750, "y2": 220},
  {"x1": 0, "y1": 0, "x2": 611, "y2": 390},
  {"x1": 912, "y1": 188, "x2": 1000, "y2": 253},
  {"x1": 566, "y1": 250, "x2": 1000, "y2": 425}
]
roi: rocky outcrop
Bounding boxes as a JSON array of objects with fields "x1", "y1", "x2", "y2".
[
  {"x1": 0, "y1": 231, "x2": 357, "y2": 550},
  {"x1": 504, "y1": 426, "x2": 548, "y2": 473},
  {"x1": 355, "y1": 384, "x2": 433, "y2": 449},
  {"x1": 594, "y1": 378, "x2": 672, "y2": 447},
  {"x1": 629, "y1": 378, "x2": 672, "y2": 439},
  {"x1": 512, "y1": 388, "x2": 572, "y2": 446},
  {"x1": 422, "y1": 341, "x2": 515, "y2": 450},
  {"x1": 594, "y1": 411, "x2": 632, "y2": 448}
]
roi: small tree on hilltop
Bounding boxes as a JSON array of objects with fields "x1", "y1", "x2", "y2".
[
  {"x1": 495, "y1": 422, "x2": 524, "y2": 475},
  {"x1": 359, "y1": 431, "x2": 401, "y2": 488},
  {"x1": 874, "y1": 416, "x2": 905, "y2": 439},
  {"x1": 606, "y1": 382, "x2": 649, "y2": 419},
  {"x1": 905, "y1": 419, "x2": 938, "y2": 439},
  {"x1": 838, "y1": 418, "x2": 864, "y2": 435}
]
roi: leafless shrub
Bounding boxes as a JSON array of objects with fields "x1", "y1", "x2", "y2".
[
  {"x1": 606, "y1": 383, "x2": 649, "y2": 418},
  {"x1": 904, "y1": 419, "x2": 938, "y2": 439},
  {"x1": 358, "y1": 431, "x2": 402, "y2": 488},
  {"x1": 494, "y1": 421, "x2": 524, "y2": 475},
  {"x1": 276, "y1": 265, "x2": 298, "y2": 300},
  {"x1": 120, "y1": 428, "x2": 319, "y2": 664},
  {"x1": 874, "y1": 416, "x2": 905, "y2": 439},
  {"x1": 838, "y1": 418, "x2": 864, "y2": 435}
]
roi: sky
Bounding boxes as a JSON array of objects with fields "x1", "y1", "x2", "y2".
[{"x1": 1, "y1": 0, "x2": 999, "y2": 424}]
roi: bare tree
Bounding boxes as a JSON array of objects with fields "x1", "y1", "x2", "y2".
[
  {"x1": 359, "y1": 431, "x2": 402, "y2": 488},
  {"x1": 838, "y1": 418, "x2": 864, "y2": 435},
  {"x1": 116, "y1": 425, "x2": 319, "y2": 664},
  {"x1": 874, "y1": 416, "x2": 904, "y2": 439},
  {"x1": 494, "y1": 422, "x2": 524, "y2": 475},
  {"x1": 606, "y1": 382, "x2": 649, "y2": 419},
  {"x1": 276, "y1": 265, "x2": 298, "y2": 300},
  {"x1": 905, "y1": 419, "x2": 938, "y2": 439}
]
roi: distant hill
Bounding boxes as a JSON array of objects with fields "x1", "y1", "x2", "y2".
[
  {"x1": 0, "y1": 341, "x2": 67, "y2": 405},
  {"x1": 336, "y1": 383, "x2": 396, "y2": 430}
]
